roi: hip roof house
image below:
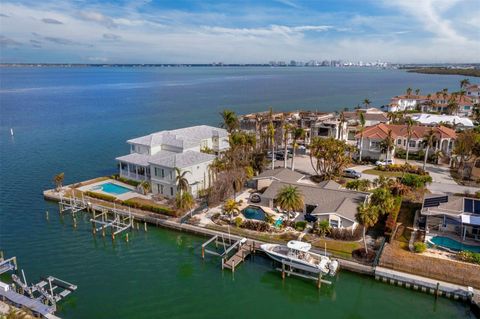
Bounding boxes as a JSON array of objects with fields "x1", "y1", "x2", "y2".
[{"x1": 116, "y1": 125, "x2": 229, "y2": 198}]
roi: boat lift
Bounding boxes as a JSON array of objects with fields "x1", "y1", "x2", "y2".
[{"x1": 90, "y1": 205, "x2": 134, "y2": 240}]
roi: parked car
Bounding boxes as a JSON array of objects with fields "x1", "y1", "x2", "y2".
[
  {"x1": 343, "y1": 169, "x2": 362, "y2": 179},
  {"x1": 375, "y1": 159, "x2": 394, "y2": 166},
  {"x1": 304, "y1": 213, "x2": 317, "y2": 223}
]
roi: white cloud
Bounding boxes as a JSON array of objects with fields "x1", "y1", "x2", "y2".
[{"x1": 0, "y1": 0, "x2": 478, "y2": 63}]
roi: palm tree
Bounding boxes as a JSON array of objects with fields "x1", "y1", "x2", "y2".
[
  {"x1": 460, "y1": 78, "x2": 470, "y2": 89},
  {"x1": 422, "y1": 129, "x2": 437, "y2": 170},
  {"x1": 220, "y1": 109, "x2": 239, "y2": 133},
  {"x1": 315, "y1": 220, "x2": 331, "y2": 237},
  {"x1": 415, "y1": 88, "x2": 420, "y2": 96},
  {"x1": 275, "y1": 185, "x2": 304, "y2": 222},
  {"x1": 338, "y1": 111, "x2": 346, "y2": 140},
  {"x1": 140, "y1": 180, "x2": 151, "y2": 195},
  {"x1": 406, "y1": 87, "x2": 412, "y2": 97},
  {"x1": 405, "y1": 118, "x2": 416, "y2": 164},
  {"x1": 358, "y1": 112, "x2": 366, "y2": 162},
  {"x1": 268, "y1": 121, "x2": 275, "y2": 170},
  {"x1": 380, "y1": 130, "x2": 395, "y2": 162},
  {"x1": 356, "y1": 203, "x2": 379, "y2": 254},
  {"x1": 175, "y1": 167, "x2": 190, "y2": 196},
  {"x1": 282, "y1": 122, "x2": 291, "y2": 169},
  {"x1": 53, "y1": 172, "x2": 64, "y2": 192},
  {"x1": 363, "y1": 98, "x2": 371, "y2": 108},
  {"x1": 176, "y1": 191, "x2": 195, "y2": 211},
  {"x1": 290, "y1": 127, "x2": 305, "y2": 171},
  {"x1": 223, "y1": 198, "x2": 241, "y2": 222}
]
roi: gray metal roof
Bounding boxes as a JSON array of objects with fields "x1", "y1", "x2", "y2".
[
  {"x1": 253, "y1": 168, "x2": 305, "y2": 183},
  {"x1": 127, "y1": 125, "x2": 228, "y2": 148},
  {"x1": 262, "y1": 181, "x2": 368, "y2": 221},
  {"x1": 115, "y1": 153, "x2": 153, "y2": 166},
  {"x1": 148, "y1": 150, "x2": 216, "y2": 168}
]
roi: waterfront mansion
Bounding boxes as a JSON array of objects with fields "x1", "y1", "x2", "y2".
[{"x1": 116, "y1": 125, "x2": 229, "y2": 198}]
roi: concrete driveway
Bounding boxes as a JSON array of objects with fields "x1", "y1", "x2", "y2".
[{"x1": 277, "y1": 155, "x2": 479, "y2": 195}]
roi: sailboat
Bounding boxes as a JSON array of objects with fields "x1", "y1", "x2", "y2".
[{"x1": 260, "y1": 240, "x2": 339, "y2": 276}]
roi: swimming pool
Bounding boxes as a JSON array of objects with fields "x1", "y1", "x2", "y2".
[
  {"x1": 92, "y1": 182, "x2": 132, "y2": 195},
  {"x1": 429, "y1": 236, "x2": 480, "y2": 253},
  {"x1": 242, "y1": 206, "x2": 266, "y2": 221}
]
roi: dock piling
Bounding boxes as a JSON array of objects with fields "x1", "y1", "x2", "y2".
[{"x1": 45, "y1": 211, "x2": 49, "y2": 220}]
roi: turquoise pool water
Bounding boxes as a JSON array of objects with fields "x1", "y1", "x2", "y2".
[
  {"x1": 93, "y1": 182, "x2": 131, "y2": 195},
  {"x1": 274, "y1": 218, "x2": 283, "y2": 228},
  {"x1": 242, "y1": 206, "x2": 266, "y2": 221},
  {"x1": 430, "y1": 236, "x2": 480, "y2": 253}
]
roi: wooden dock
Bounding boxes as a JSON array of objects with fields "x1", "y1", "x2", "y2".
[{"x1": 222, "y1": 239, "x2": 262, "y2": 272}]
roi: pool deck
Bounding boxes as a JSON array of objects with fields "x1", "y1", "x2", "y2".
[{"x1": 76, "y1": 179, "x2": 147, "y2": 201}]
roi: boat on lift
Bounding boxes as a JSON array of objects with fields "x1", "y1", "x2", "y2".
[{"x1": 260, "y1": 240, "x2": 339, "y2": 276}]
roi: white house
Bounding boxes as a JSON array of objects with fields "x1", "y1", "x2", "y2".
[
  {"x1": 410, "y1": 114, "x2": 474, "y2": 129},
  {"x1": 116, "y1": 125, "x2": 229, "y2": 198}
]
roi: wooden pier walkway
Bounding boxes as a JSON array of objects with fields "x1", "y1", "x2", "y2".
[{"x1": 222, "y1": 239, "x2": 262, "y2": 272}]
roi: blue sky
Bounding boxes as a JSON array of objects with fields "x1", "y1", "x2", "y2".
[{"x1": 1, "y1": 0, "x2": 479, "y2": 63}]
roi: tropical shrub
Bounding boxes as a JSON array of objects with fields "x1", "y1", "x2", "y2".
[
  {"x1": 327, "y1": 227, "x2": 362, "y2": 241},
  {"x1": 234, "y1": 217, "x2": 243, "y2": 227},
  {"x1": 84, "y1": 191, "x2": 116, "y2": 202},
  {"x1": 240, "y1": 220, "x2": 270, "y2": 232},
  {"x1": 385, "y1": 196, "x2": 402, "y2": 231},
  {"x1": 346, "y1": 179, "x2": 371, "y2": 191},
  {"x1": 264, "y1": 213, "x2": 275, "y2": 224},
  {"x1": 313, "y1": 220, "x2": 331, "y2": 237},
  {"x1": 457, "y1": 251, "x2": 480, "y2": 264},
  {"x1": 294, "y1": 221, "x2": 307, "y2": 231},
  {"x1": 413, "y1": 242, "x2": 427, "y2": 253},
  {"x1": 377, "y1": 163, "x2": 427, "y2": 176},
  {"x1": 112, "y1": 176, "x2": 141, "y2": 187},
  {"x1": 400, "y1": 174, "x2": 433, "y2": 189}
]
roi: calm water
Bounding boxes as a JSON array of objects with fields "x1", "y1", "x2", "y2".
[{"x1": 0, "y1": 67, "x2": 475, "y2": 318}]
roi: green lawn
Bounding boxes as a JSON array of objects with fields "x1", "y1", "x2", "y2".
[{"x1": 363, "y1": 169, "x2": 404, "y2": 178}]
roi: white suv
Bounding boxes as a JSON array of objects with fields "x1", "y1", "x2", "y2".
[{"x1": 375, "y1": 159, "x2": 394, "y2": 166}]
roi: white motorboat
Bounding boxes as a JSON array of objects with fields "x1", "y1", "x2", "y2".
[{"x1": 260, "y1": 240, "x2": 339, "y2": 276}]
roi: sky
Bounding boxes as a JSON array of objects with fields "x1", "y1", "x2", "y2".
[{"x1": 0, "y1": 0, "x2": 479, "y2": 64}]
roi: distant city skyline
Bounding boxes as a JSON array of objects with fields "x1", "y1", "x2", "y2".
[{"x1": 1, "y1": 0, "x2": 479, "y2": 64}]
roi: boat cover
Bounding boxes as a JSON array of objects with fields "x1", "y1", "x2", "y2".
[{"x1": 287, "y1": 240, "x2": 312, "y2": 252}]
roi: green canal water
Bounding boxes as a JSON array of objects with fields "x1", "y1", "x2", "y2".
[
  {"x1": 1, "y1": 67, "x2": 476, "y2": 318},
  {"x1": 10, "y1": 207, "x2": 475, "y2": 319}
]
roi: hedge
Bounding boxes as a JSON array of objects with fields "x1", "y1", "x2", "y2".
[
  {"x1": 400, "y1": 174, "x2": 433, "y2": 189},
  {"x1": 413, "y1": 242, "x2": 427, "y2": 253},
  {"x1": 85, "y1": 191, "x2": 117, "y2": 202},
  {"x1": 111, "y1": 175, "x2": 141, "y2": 187},
  {"x1": 376, "y1": 163, "x2": 428, "y2": 176},
  {"x1": 83, "y1": 191, "x2": 176, "y2": 216},
  {"x1": 458, "y1": 251, "x2": 480, "y2": 265},
  {"x1": 295, "y1": 221, "x2": 307, "y2": 231},
  {"x1": 122, "y1": 199, "x2": 176, "y2": 216}
]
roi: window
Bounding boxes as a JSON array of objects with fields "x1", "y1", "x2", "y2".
[
  {"x1": 397, "y1": 139, "x2": 402, "y2": 145},
  {"x1": 370, "y1": 141, "x2": 381, "y2": 149},
  {"x1": 409, "y1": 140, "x2": 416, "y2": 148},
  {"x1": 162, "y1": 169, "x2": 165, "y2": 178},
  {"x1": 169, "y1": 171, "x2": 173, "y2": 180},
  {"x1": 161, "y1": 185, "x2": 164, "y2": 194},
  {"x1": 330, "y1": 220, "x2": 339, "y2": 228},
  {"x1": 170, "y1": 187, "x2": 174, "y2": 196}
]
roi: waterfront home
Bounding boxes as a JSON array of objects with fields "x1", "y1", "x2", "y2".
[
  {"x1": 388, "y1": 93, "x2": 475, "y2": 116},
  {"x1": 239, "y1": 110, "x2": 332, "y2": 147},
  {"x1": 259, "y1": 180, "x2": 368, "y2": 229},
  {"x1": 116, "y1": 125, "x2": 229, "y2": 198},
  {"x1": 410, "y1": 114, "x2": 474, "y2": 128},
  {"x1": 342, "y1": 108, "x2": 389, "y2": 144},
  {"x1": 355, "y1": 123, "x2": 456, "y2": 160},
  {"x1": 250, "y1": 168, "x2": 369, "y2": 230},
  {"x1": 421, "y1": 195, "x2": 480, "y2": 242},
  {"x1": 252, "y1": 168, "x2": 305, "y2": 190},
  {"x1": 466, "y1": 84, "x2": 480, "y2": 104}
]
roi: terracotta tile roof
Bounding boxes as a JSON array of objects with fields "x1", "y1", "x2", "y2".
[
  {"x1": 343, "y1": 112, "x2": 388, "y2": 122},
  {"x1": 356, "y1": 123, "x2": 456, "y2": 140}
]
